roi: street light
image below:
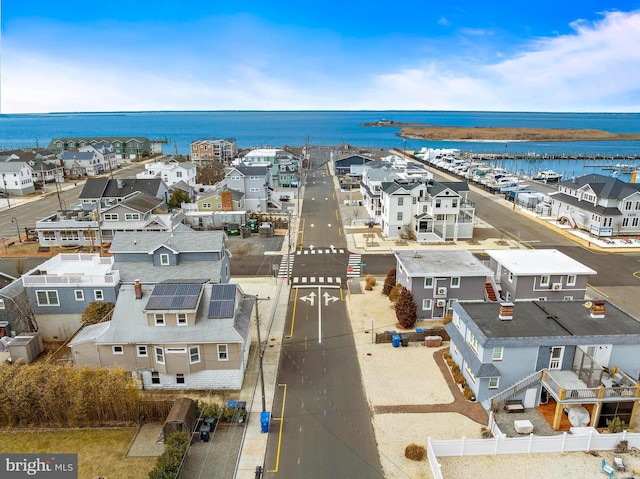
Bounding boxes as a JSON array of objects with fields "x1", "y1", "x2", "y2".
[{"x1": 11, "y1": 217, "x2": 22, "y2": 243}]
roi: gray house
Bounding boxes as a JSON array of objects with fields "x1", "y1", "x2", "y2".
[
  {"x1": 21, "y1": 254, "x2": 121, "y2": 341},
  {"x1": 79, "y1": 177, "x2": 171, "y2": 207},
  {"x1": 68, "y1": 281, "x2": 253, "y2": 390},
  {"x1": 225, "y1": 165, "x2": 271, "y2": 212},
  {"x1": 446, "y1": 300, "x2": 640, "y2": 430},
  {"x1": 394, "y1": 250, "x2": 493, "y2": 320},
  {"x1": 485, "y1": 249, "x2": 597, "y2": 302},
  {"x1": 109, "y1": 230, "x2": 230, "y2": 285}
]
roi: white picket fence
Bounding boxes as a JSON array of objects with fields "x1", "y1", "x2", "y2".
[{"x1": 427, "y1": 431, "x2": 640, "y2": 479}]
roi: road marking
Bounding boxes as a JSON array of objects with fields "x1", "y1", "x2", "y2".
[
  {"x1": 634, "y1": 271, "x2": 640, "y2": 280},
  {"x1": 587, "y1": 284, "x2": 609, "y2": 298},
  {"x1": 339, "y1": 228, "x2": 343, "y2": 237},
  {"x1": 300, "y1": 291, "x2": 316, "y2": 306},
  {"x1": 335, "y1": 210, "x2": 339, "y2": 220},
  {"x1": 323, "y1": 292, "x2": 339, "y2": 306},
  {"x1": 268, "y1": 383, "x2": 288, "y2": 473}
]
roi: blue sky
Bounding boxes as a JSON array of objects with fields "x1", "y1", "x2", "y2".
[{"x1": 2, "y1": 1, "x2": 640, "y2": 113}]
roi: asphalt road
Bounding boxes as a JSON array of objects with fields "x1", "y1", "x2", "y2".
[{"x1": 264, "y1": 152, "x2": 383, "y2": 478}]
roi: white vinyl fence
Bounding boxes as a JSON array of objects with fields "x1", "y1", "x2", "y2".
[{"x1": 427, "y1": 431, "x2": 640, "y2": 479}]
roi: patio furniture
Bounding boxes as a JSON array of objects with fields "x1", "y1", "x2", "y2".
[
  {"x1": 601, "y1": 459, "x2": 615, "y2": 479},
  {"x1": 613, "y1": 456, "x2": 626, "y2": 472},
  {"x1": 514, "y1": 419, "x2": 534, "y2": 434},
  {"x1": 505, "y1": 399, "x2": 524, "y2": 413}
]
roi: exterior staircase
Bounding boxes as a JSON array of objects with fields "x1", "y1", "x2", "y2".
[
  {"x1": 482, "y1": 369, "x2": 545, "y2": 410},
  {"x1": 485, "y1": 281, "x2": 498, "y2": 302}
]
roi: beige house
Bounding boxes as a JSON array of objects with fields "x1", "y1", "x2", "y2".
[
  {"x1": 190, "y1": 138, "x2": 237, "y2": 165},
  {"x1": 68, "y1": 281, "x2": 254, "y2": 390}
]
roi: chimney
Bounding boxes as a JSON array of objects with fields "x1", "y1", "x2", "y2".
[
  {"x1": 590, "y1": 301, "x2": 606, "y2": 319},
  {"x1": 499, "y1": 302, "x2": 514, "y2": 321},
  {"x1": 221, "y1": 189, "x2": 233, "y2": 211},
  {"x1": 117, "y1": 178, "x2": 124, "y2": 189},
  {"x1": 134, "y1": 279, "x2": 143, "y2": 299}
]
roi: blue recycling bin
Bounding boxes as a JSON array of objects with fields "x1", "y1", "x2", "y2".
[
  {"x1": 416, "y1": 328, "x2": 424, "y2": 334},
  {"x1": 260, "y1": 411, "x2": 270, "y2": 433},
  {"x1": 392, "y1": 334, "x2": 401, "y2": 348}
]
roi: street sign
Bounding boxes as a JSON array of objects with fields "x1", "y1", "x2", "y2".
[
  {"x1": 358, "y1": 263, "x2": 367, "y2": 266},
  {"x1": 347, "y1": 266, "x2": 353, "y2": 273}
]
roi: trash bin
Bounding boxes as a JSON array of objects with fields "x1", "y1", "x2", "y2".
[
  {"x1": 200, "y1": 424, "x2": 211, "y2": 442},
  {"x1": 400, "y1": 333, "x2": 409, "y2": 347},
  {"x1": 260, "y1": 411, "x2": 270, "y2": 433},
  {"x1": 415, "y1": 328, "x2": 424, "y2": 334},
  {"x1": 392, "y1": 334, "x2": 401, "y2": 348},
  {"x1": 204, "y1": 417, "x2": 218, "y2": 429},
  {"x1": 425, "y1": 335, "x2": 443, "y2": 347}
]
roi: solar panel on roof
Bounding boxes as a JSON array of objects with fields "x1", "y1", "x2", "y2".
[
  {"x1": 208, "y1": 299, "x2": 235, "y2": 319},
  {"x1": 145, "y1": 282, "x2": 203, "y2": 310}
]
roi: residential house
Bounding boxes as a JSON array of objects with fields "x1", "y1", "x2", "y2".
[
  {"x1": 79, "y1": 177, "x2": 171, "y2": 207},
  {"x1": 59, "y1": 150, "x2": 111, "y2": 177},
  {"x1": 485, "y1": 249, "x2": 597, "y2": 302},
  {"x1": 0, "y1": 161, "x2": 36, "y2": 196},
  {"x1": 68, "y1": 281, "x2": 253, "y2": 390},
  {"x1": 394, "y1": 250, "x2": 493, "y2": 320},
  {"x1": 550, "y1": 174, "x2": 640, "y2": 237},
  {"x1": 446, "y1": 300, "x2": 640, "y2": 430},
  {"x1": 241, "y1": 148, "x2": 302, "y2": 188},
  {"x1": 333, "y1": 154, "x2": 375, "y2": 177},
  {"x1": 225, "y1": 165, "x2": 271, "y2": 212},
  {"x1": 109, "y1": 230, "x2": 231, "y2": 285},
  {"x1": 36, "y1": 192, "x2": 185, "y2": 246},
  {"x1": 181, "y1": 187, "x2": 246, "y2": 230},
  {"x1": 78, "y1": 142, "x2": 118, "y2": 173},
  {"x1": 0, "y1": 149, "x2": 64, "y2": 187},
  {"x1": 136, "y1": 158, "x2": 197, "y2": 187},
  {"x1": 21, "y1": 253, "x2": 121, "y2": 341},
  {"x1": 191, "y1": 138, "x2": 237, "y2": 165},
  {"x1": 48, "y1": 136, "x2": 162, "y2": 159},
  {"x1": 380, "y1": 178, "x2": 475, "y2": 241}
]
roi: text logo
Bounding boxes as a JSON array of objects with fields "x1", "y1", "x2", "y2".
[{"x1": 1, "y1": 454, "x2": 77, "y2": 478}]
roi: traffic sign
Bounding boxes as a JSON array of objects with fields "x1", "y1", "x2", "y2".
[
  {"x1": 347, "y1": 266, "x2": 353, "y2": 273},
  {"x1": 358, "y1": 263, "x2": 367, "y2": 266}
]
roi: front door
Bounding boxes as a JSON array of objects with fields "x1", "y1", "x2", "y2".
[{"x1": 549, "y1": 346, "x2": 564, "y2": 369}]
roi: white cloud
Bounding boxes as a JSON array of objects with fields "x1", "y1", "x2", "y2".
[
  {"x1": 358, "y1": 10, "x2": 640, "y2": 112},
  {"x1": 3, "y1": 10, "x2": 640, "y2": 112}
]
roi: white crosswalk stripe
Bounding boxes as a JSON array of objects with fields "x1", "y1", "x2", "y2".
[
  {"x1": 291, "y1": 277, "x2": 343, "y2": 284},
  {"x1": 277, "y1": 254, "x2": 295, "y2": 278},
  {"x1": 296, "y1": 248, "x2": 345, "y2": 255},
  {"x1": 347, "y1": 254, "x2": 362, "y2": 278}
]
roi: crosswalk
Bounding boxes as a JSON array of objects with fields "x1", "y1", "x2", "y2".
[
  {"x1": 291, "y1": 276, "x2": 342, "y2": 285},
  {"x1": 296, "y1": 248, "x2": 345, "y2": 255},
  {"x1": 277, "y1": 254, "x2": 295, "y2": 279},
  {"x1": 347, "y1": 254, "x2": 362, "y2": 278}
]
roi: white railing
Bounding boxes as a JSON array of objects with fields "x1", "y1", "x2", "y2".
[
  {"x1": 427, "y1": 431, "x2": 639, "y2": 478},
  {"x1": 23, "y1": 271, "x2": 120, "y2": 286}
]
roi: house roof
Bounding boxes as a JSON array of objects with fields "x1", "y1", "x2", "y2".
[
  {"x1": 429, "y1": 181, "x2": 467, "y2": 196},
  {"x1": 455, "y1": 300, "x2": 640, "y2": 347},
  {"x1": 485, "y1": 249, "x2": 597, "y2": 276},
  {"x1": 70, "y1": 282, "x2": 253, "y2": 346},
  {"x1": 394, "y1": 249, "x2": 493, "y2": 277},
  {"x1": 550, "y1": 191, "x2": 622, "y2": 216},
  {"x1": 558, "y1": 174, "x2": 640, "y2": 199},
  {"x1": 234, "y1": 165, "x2": 269, "y2": 176},
  {"x1": 60, "y1": 151, "x2": 95, "y2": 161},
  {"x1": 113, "y1": 259, "x2": 224, "y2": 284},
  {"x1": 0, "y1": 162, "x2": 28, "y2": 173},
  {"x1": 109, "y1": 230, "x2": 226, "y2": 254},
  {"x1": 104, "y1": 192, "x2": 164, "y2": 214},
  {"x1": 79, "y1": 178, "x2": 165, "y2": 200}
]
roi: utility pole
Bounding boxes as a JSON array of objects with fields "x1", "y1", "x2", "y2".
[{"x1": 251, "y1": 295, "x2": 267, "y2": 413}]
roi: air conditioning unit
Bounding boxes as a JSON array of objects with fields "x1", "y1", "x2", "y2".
[
  {"x1": 552, "y1": 283, "x2": 562, "y2": 290},
  {"x1": 436, "y1": 287, "x2": 447, "y2": 296},
  {"x1": 436, "y1": 299, "x2": 447, "y2": 307}
]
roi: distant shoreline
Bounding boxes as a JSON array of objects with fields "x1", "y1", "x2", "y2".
[{"x1": 361, "y1": 121, "x2": 640, "y2": 142}]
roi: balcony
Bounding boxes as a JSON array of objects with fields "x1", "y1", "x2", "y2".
[{"x1": 541, "y1": 369, "x2": 638, "y2": 405}]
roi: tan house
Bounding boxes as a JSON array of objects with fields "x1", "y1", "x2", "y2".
[
  {"x1": 182, "y1": 187, "x2": 246, "y2": 229},
  {"x1": 191, "y1": 138, "x2": 237, "y2": 165},
  {"x1": 68, "y1": 281, "x2": 254, "y2": 390}
]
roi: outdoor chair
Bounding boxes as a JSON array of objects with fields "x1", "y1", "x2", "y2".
[{"x1": 613, "y1": 456, "x2": 626, "y2": 472}]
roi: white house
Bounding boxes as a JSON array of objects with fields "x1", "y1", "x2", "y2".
[
  {"x1": 550, "y1": 174, "x2": 640, "y2": 237},
  {"x1": 136, "y1": 158, "x2": 197, "y2": 187},
  {"x1": 0, "y1": 161, "x2": 36, "y2": 196}
]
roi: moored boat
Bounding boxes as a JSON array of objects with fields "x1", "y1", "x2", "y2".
[{"x1": 532, "y1": 170, "x2": 563, "y2": 183}]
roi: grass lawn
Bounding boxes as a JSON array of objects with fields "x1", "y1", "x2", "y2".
[{"x1": 1, "y1": 428, "x2": 157, "y2": 479}]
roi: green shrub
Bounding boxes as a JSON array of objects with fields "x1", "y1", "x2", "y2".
[
  {"x1": 148, "y1": 431, "x2": 189, "y2": 479},
  {"x1": 607, "y1": 416, "x2": 628, "y2": 433}
]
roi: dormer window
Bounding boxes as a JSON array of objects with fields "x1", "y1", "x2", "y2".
[
  {"x1": 155, "y1": 314, "x2": 165, "y2": 326},
  {"x1": 160, "y1": 254, "x2": 170, "y2": 265}
]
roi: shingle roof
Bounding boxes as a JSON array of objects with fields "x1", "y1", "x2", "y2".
[
  {"x1": 558, "y1": 174, "x2": 640, "y2": 199},
  {"x1": 109, "y1": 230, "x2": 226, "y2": 254},
  {"x1": 550, "y1": 191, "x2": 622, "y2": 215}
]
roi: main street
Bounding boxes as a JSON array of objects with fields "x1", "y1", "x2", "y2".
[{"x1": 264, "y1": 151, "x2": 383, "y2": 478}]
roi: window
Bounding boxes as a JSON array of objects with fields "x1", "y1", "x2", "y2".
[
  {"x1": 435, "y1": 199, "x2": 441, "y2": 208},
  {"x1": 422, "y1": 299, "x2": 432, "y2": 310},
  {"x1": 94, "y1": 290, "x2": 104, "y2": 301},
  {"x1": 624, "y1": 201, "x2": 632, "y2": 210},
  {"x1": 540, "y1": 275, "x2": 550, "y2": 287},
  {"x1": 397, "y1": 197, "x2": 404, "y2": 206},
  {"x1": 563, "y1": 296, "x2": 574, "y2": 300},
  {"x1": 151, "y1": 372, "x2": 160, "y2": 384},
  {"x1": 74, "y1": 290, "x2": 84, "y2": 301},
  {"x1": 176, "y1": 374, "x2": 185, "y2": 384},
  {"x1": 396, "y1": 212, "x2": 403, "y2": 221},
  {"x1": 250, "y1": 176, "x2": 260, "y2": 180},
  {"x1": 217, "y1": 344, "x2": 228, "y2": 361},
  {"x1": 623, "y1": 218, "x2": 629, "y2": 226},
  {"x1": 36, "y1": 290, "x2": 59, "y2": 306},
  {"x1": 583, "y1": 193, "x2": 595, "y2": 202},
  {"x1": 488, "y1": 377, "x2": 500, "y2": 389},
  {"x1": 424, "y1": 277, "x2": 433, "y2": 288},
  {"x1": 508, "y1": 271, "x2": 514, "y2": 282},
  {"x1": 60, "y1": 230, "x2": 80, "y2": 241},
  {"x1": 448, "y1": 298, "x2": 457, "y2": 309},
  {"x1": 176, "y1": 171, "x2": 183, "y2": 178},
  {"x1": 104, "y1": 213, "x2": 118, "y2": 221},
  {"x1": 160, "y1": 254, "x2": 170, "y2": 265},
  {"x1": 155, "y1": 347, "x2": 165, "y2": 364},
  {"x1": 178, "y1": 313, "x2": 187, "y2": 325},
  {"x1": 112, "y1": 345, "x2": 124, "y2": 355},
  {"x1": 0, "y1": 299, "x2": 4, "y2": 309},
  {"x1": 464, "y1": 365, "x2": 476, "y2": 383},
  {"x1": 537, "y1": 297, "x2": 548, "y2": 301},
  {"x1": 202, "y1": 203, "x2": 212, "y2": 209},
  {"x1": 467, "y1": 332, "x2": 480, "y2": 354},
  {"x1": 137, "y1": 346, "x2": 148, "y2": 357},
  {"x1": 124, "y1": 213, "x2": 140, "y2": 220},
  {"x1": 634, "y1": 218, "x2": 639, "y2": 227},
  {"x1": 42, "y1": 231, "x2": 56, "y2": 241},
  {"x1": 566, "y1": 275, "x2": 576, "y2": 286},
  {"x1": 450, "y1": 277, "x2": 460, "y2": 288},
  {"x1": 452, "y1": 199, "x2": 458, "y2": 208},
  {"x1": 492, "y1": 347, "x2": 503, "y2": 361},
  {"x1": 189, "y1": 346, "x2": 200, "y2": 364},
  {"x1": 155, "y1": 314, "x2": 165, "y2": 326},
  {"x1": 249, "y1": 188, "x2": 260, "y2": 192}
]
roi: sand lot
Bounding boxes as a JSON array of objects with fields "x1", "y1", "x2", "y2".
[{"x1": 346, "y1": 280, "x2": 640, "y2": 479}]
